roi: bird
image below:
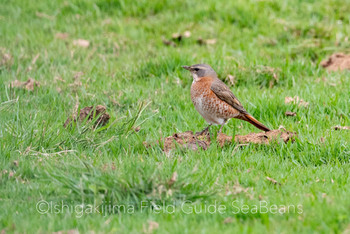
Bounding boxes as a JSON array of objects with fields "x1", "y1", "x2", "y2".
[{"x1": 182, "y1": 64, "x2": 271, "y2": 134}]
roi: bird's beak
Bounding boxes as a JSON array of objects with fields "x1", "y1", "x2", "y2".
[{"x1": 182, "y1": 65, "x2": 191, "y2": 71}]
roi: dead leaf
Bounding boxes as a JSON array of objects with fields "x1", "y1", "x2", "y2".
[
  {"x1": 320, "y1": 53, "x2": 350, "y2": 71},
  {"x1": 226, "y1": 74, "x2": 236, "y2": 86},
  {"x1": 183, "y1": 31, "x2": 191, "y2": 38},
  {"x1": 162, "y1": 40, "x2": 176, "y2": 47},
  {"x1": 285, "y1": 96, "x2": 309, "y2": 107},
  {"x1": 231, "y1": 182, "x2": 249, "y2": 195},
  {"x1": 172, "y1": 33, "x2": 182, "y2": 42},
  {"x1": 168, "y1": 172, "x2": 178, "y2": 187},
  {"x1": 73, "y1": 39, "x2": 90, "y2": 48},
  {"x1": 64, "y1": 105, "x2": 110, "y2": 128},
  {"x1": 133, "y1": 126, "x2": 141, "y2": 132},
  {"x1": 144, "y1": 221, "x2": 159, "y2": 233},
  {"x1": 266, "y1": 176, "x2": 280, "y2": 185},
  {"x1": 197, "y1": 38, "x2": 217, "y2": 45},
  {"x1": 333, "y1": 125, "x2": 350, "y2": 130},
  {"x1": 31, "y1": 54, "x2": 40, "y2": 65},
  {"x1": 285, "y1": 111, "x2": 296, "y2": 116},
  {"x1": 1, "y1": 48, "x2": 13, "y2": 68},
  {"x1": 223, "y1": 217, "x2": 234, "y2": 224},
  {"x1": 55, "y1": 33, "x2": 69, "y2": 40},
  {"x1": 10, "y1": 78, "x2": 40, "y2": 91},
  {"x1": 73, "y1": 71, "x2": 84, "y2": 79},
  {"x1": 320, "y1": 137, "x2": 325, "y2": 143},
  {"x1": 13, "y1": 161, "x2": 18, "y2": 167},
  {"x1": 36, "y1": 12, "x2": 54, "y2": 20}
]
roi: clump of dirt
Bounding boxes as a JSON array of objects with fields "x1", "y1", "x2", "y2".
[
  {"x1": 162, "y1": 130, "x2": 211, "y2": 153},
  {"x1": 64, "y1": 105, "x2": 110, "y2": 128},
  {"x1": 10, "y1": 78, "x2": 40, "y2": 91},
  {"x1": 320, "y1": 53, "x2": 350, "y2": 71},
  {"x1": 235, "y1": 129, "x2": 296, "y2": 144},
  {"x1": 161, "y1": 129, "x2": 296, "y2": 153}
]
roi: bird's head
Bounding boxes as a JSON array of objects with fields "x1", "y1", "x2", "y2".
[{"x1": 182, "y1": 64, "x2": 217, "y2": 81}]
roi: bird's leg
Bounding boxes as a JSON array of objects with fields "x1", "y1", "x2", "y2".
[
  {"x1": 218, "y1": 120, "x2": 227, "y2": 134},
  {"x1": 198, "y1": 124, "x2": 212, "y2": 135}
]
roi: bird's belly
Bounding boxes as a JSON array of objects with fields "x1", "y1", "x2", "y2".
[{"x1": 192, "y1": 95, "x2": 229, "y2": 125}]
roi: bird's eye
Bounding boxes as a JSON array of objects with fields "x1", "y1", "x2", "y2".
[{"x1": 194, "y1": 68, "x2": 200, "y2": 71}]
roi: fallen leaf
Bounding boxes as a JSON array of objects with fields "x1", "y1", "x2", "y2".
[
  {"x1": 172, "y1": 33, "x2": 182, "y2": 41},
  {"x1": 320, "y1": 53, "x2": 350, "y2": 71},
  {"x1": 64, "y1": 105, "x2": 110, "y2": 128},
  {"x1": 266, "y1": 176, "x2": 280, "y2": 185},
  {"x1": 223, "y1": 217, "x2": 234, "y2": 224},
  {"x1": 168, "y1": 172, "x2": 178, "y2": 187},
  {"x1": 55, "y1": 33, "x2": 69, "y2": 40},
  {"x1": 183, "y1": 31, "x2": 191, "y2": 38},
  {"x1": 133, "y1": 126, "x2": 141, "y2": 132},
  {"x1": 285, "y1": 111, "x2": 296, "y2": 116},
  {"x1": 226, "y1": 74, "x2": 236, "y2": 86},
  {"x1": 231, "y1": 182, "x2": 249, "y2": 195},
  {"x1": 36, "y1": 11, "x2": 54, "y2": 20},
  {"x1": 320, "y1": 137, "x2": 325, "y2": 143},
  {"x1": 285, "y1": 96, "x2": 309, "y2": 107},
  {"x1": 1, "y1": 48, "x2": 13, "y2": 68},
  {"x1": 144, "y1": 221, "x2": 159, "y2": 233},
  {"x1": 73, "y1": 39, "x2": 90, "y2": 48},
  {"x1": 10, "y1": 78, "x2": 40, "y2": 91},
  {"x1": 31, "y1": 54, "x2": 40, "y2": 65},
  {"x1": 197, "y1": 38, "x2": 217, "y2": 45},
  {"x1": 162, "y1": 40, "x2": 176, "y2": 47},
  {"x1": 73, "y1": 71, "x2": 84, "y2": 79},
  {"x1": 333, "y1": 125, "x2": 350, "y2": 130}
]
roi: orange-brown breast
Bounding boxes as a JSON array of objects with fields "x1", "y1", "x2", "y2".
[{"x1": 191, "y1": 77, "x2": 241, "y2": 125}]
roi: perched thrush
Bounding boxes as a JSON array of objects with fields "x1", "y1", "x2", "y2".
[{"x1": 182, "y1": 64, "x2": 271, "y2": 133}]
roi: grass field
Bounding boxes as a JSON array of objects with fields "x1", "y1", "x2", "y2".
[{"x1": 1, "y1": 0, "x2": 350, "y2": 233}]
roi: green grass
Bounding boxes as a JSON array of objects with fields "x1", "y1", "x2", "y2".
[{"x1": 1, "y1": 0, "x2": 350, "y2": 233}]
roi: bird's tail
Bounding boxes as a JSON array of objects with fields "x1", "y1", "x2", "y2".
[{"x1": 242, "y1": 114, "x2": 270, "y2": 132}]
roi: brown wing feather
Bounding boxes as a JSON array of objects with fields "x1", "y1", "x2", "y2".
[{"x1": 210, "y1": 78, "x2": 248, "y2": 114}]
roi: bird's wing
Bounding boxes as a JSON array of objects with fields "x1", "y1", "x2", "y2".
[{"x1": 210, "y1": 78, "x2": 248, "y2": 114}]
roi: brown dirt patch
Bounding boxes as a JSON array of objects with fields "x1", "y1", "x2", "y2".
[
  {"x1": 161, "y1": 129, "x2": 296, "y2": 153},
  {"x1": 162, "y1": 130, "x2": 211, "y2": 153},
  {"x1": 235, "y1": 129, "x2": 296, "y2": 144},
  {"x1": 320, "y1": 53, "x2": 350, "y2": 71},
  {"x1": 64, "y1": 105, "x2": 110, "y2": 128}
]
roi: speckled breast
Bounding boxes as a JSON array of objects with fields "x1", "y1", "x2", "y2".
[{"x1": 190, "y1": 77, "x2": 240, "y2": 125}]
